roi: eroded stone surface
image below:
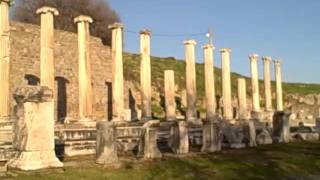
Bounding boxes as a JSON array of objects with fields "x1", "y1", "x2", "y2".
[
  {"x1": 138, "y1": 120, "x2": 162, "y2": 159},
  {"x1": 201, "y1": 119, "x2": 222, "y2": 152},
  {"x1": 273, "y1": 111, "x2": 291, "y2": 143},
  {"x1": 170, "y1": 121, "x2": 189, "y2": 154}
]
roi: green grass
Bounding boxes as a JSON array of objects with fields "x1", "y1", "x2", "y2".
[{"x1": 4, "y1": 141, "x2": 320, "y2": 180}]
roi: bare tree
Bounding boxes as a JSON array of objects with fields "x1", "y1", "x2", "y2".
[{"x1": 12, "y1": 0, "x2": 120, "y2": 45}]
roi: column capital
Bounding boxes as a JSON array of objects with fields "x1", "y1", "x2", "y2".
[
  {"x1": 262, "y1": 56, "x2": 272, "y2": 62},
  {"x1": 74, "y1": 15, "x2": 93, "y2": 24},
  {"x1": 273, "y1": 59, "x2": 282, "y2": 65},
  {"x1": 202, "y1": 44, "x2": 215, "y2": 50},
  {"x1": 140, "y1": 29, "x2": 152, "y2": 36},
  {"x1": 249, "y1": 53, "x2": 259, "y2": 61},
  {"x1": 108, "y1": 22, "x2": 124, "y2": 30},
  {"x1": 36, "y1": 6, "x2": 59, "y2": 16},
  {"x1": 184, "y1": 39, "x2": 197, "y2": 46},
  {"x1": 219, "y1": 48, "x2": 231, "y2": 53},
  {"x1": 0, "y1": 0, "x2": 14, "y2": 6}
]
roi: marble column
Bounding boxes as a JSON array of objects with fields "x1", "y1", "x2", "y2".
[
  {"x1": 37, "y1": 7, "x2": 59, "y2": 91},
  {"x1": 249, "y1": 54, "x2": 260, "y2": 112},
  {"x1": 140, "y1": 30, "x2": 152, "y2": 121},
  {"x1": 262, "y1": 56, "x2": 272, "y2": 111},
  {"x1": 274, "y1": 60, "x2": 283, "y2": 111},
  {"x1": 184, "y1": 40, "x2": 197, "y2": 122},
  {"x1": 164, "y1": 70, "x2": 176, "y2": 121},
  {"x1": 220, "y1": 48, "x2": 233, "y2": 120},
  {"x1": 0, "y1": 0, "x2": 11, "y2": 120},
  {"x1": 203, "y1": 44, "x2": 216, "y2": 121},
  {"x1": 74, "y1": 16, "x2": 93, "y2": 120},
  {"x1": 108, "y1": 23, "x2": 124, "y2": 121},
  {"x1": 238, "y1": 78, "x2": 248, "y2": 120}
]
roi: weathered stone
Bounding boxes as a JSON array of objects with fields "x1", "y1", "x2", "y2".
[
  {"x1": 274, "y1": 60, "x2": 283, "y2": 111},
  {"x1": 262, "y1": 56, "x2": 272, "y2": 111},
  {"x1": 272, "y1": 111, "x2": 291, "y2": 143},
  {"x1": 248, "y1": 120, "x2": 257, "y2": 147},
  {"x1": 249, "y1": 54, "x2": 260, "y2": 112},
  {"x1": 238, "y1": 78, "x2": 248, "y2": 120},
  {"x1": 222, "y1": 123, "x2": 245, "y2": 149},
  {"x1": 201, "y1": 119, "x2": 222, "y2": 152},
  {"x1": 220, "y1": 48, "x2": 233, "y2": 120},
  {"x1": 8, "y1": 86, "x2": 63, "y2": 170},
  {"x1": 96, "y1": 121, "x2": 118, "y2": 165},
  {"x1": 138, "y1": 120, "x2": 162, "y2": 159},
  {"x1": 164, "y1": 70, "x2": 176, "y2": 121},
  {"x1": 256, "y1": 129, "x2": 273, "y2": 145},
  {"x1": 170, "y1": 121, "x2": 189, "y2": 154}
]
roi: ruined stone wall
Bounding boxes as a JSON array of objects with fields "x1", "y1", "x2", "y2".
[{"x1": 9, "y1": 22, "x2": 112, "y2": 122}]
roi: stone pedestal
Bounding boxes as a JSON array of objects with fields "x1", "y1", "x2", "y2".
[
  {"x1": 96, "y1": 121, "x2": 118, "y2": 165},
  {"x1": 203, "y1": 44, "x2": 216, "y2": 121},
  {"x1": 109, "y1": 23, "x2": 125, "y2": 121},
  {"x1": 201, "y1": 119, "x2": 222, "y2": 152},
  {"x1": 0, "y1": 0, "x2": 11, "y2": 119},
  {"x1": 256, "y1": 128, "x2": 273, "y2": 145},
  {"x1": 249, "y1": 54, "x2": 261, "y2": 115},
  {"x1": 248, "y1": 120, "x2": 257, "y2": 147},
  {"x1": 164, "y1": 70, "x2": 176, "y2": 121},
  {"x1": 184, "y1": 40, "x2": 197, "y2": 122},
  {"x1": 74, "y1": 16, "x2": 93, "y2": 121},
  {"x1": 170, "y1": 121, "x2": 189, "y2": 154},
  {"x1": 140, "y1": 30, "x2": 152, "y2": 121},
  {"x1": 222, "y1": 122, "x2": 245, "y2": 149},
  {"x1": 8, "y1": 86, "x2": 63, "y2": 171},
  {"x1": 262, "y1": 56, "x2": 272, "y2": 111},
  {"x1": 220, "y1": 49, "x2": 233, "y2": 120},
  {"x1": 272, "y1": 111, "x2": 291, "y2": 143},
  {"x1": 274, "y1": 60, "x2": 283, "y2": 111},
  {"x1": 138, "y1": 120, "x2": 162, "y2": 159}
]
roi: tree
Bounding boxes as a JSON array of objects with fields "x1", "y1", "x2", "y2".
[{"x1": 12, "y1": 0, "x2": 120, "y2": 45}]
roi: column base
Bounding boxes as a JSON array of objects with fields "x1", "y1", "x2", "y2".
[
  {"x1": 76, "y1": 118, "x2": 96, "y2": 128},
  {"x1": 8, "y1": 150, "x2": 63, "y2": 171}
]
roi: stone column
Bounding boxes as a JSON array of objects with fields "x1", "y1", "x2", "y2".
[
  {"x1": 203, "y1": 44, "x2": 216, "y2": 121},
  {"x1": 220, "y1": 48, "x2": 233, "y2": 120},
  {"x1": 164, "y1": 70, "x2": 176, "y2": 121},
  {"x1": 238, "y1": 78, "x2": 248, "y2": 120},
  {"x1": 140, "y1": 30, "x2": 152, "y2": 121},
  {"x1": 262, "y1": 56, "x2": 272, "y2": 111},
  {"x1": 74, "y1": 16, "x2": 93, "y2": 120},
  {"x1": 249, "y1": 54, "x2": 260, "y2": 112},
  {"x1": 36, "y1": 7, "x2": 59, "y2": 91},
  {"x1": 274, "y1": 60, "x2": 283, "y2": 111},
  {"x1": 184, "y1": 40, "x2": 197, "y2": 122},
  {"x1": 0, "y1": 0, "x2": 11, "y2": 120},
  {"x1": 109, "y1": 23, "x2": 124, "y2": 121}
]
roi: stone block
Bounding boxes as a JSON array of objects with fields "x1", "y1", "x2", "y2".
[
  {"x1": 138, "y1": 120, "x2": 162, "y2": 159},
  {"x1": 96, "y1": 121, "x2": 118, "y2": 165},
  {"x1": 272, "y1": 111, "x2": 291, "y2": 143},
  {"x1": 201, "y1": 119, "x2": 222, "y2": 152},
  {"x1": 256, "y1": 129, "x2": 273, "y2": 145},
  {"x1": 170, "y1": 121, "x2": 189, "y2": 154}
]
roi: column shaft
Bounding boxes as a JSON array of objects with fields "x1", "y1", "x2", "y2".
[
  {"x1": 0, "y1": 0, "x2": 10, "y2": 118},
  {"x1": 109, "y1": 23, "x2": 124, "y2": 121},
  {"x1": 238, "y1": 78, "x2": 247, "y2": 119},
  {"x1": 263, "y1": 57, "x2": 272, "y2": 111},
  {"x1": 249, "y1": 54, "x2": 260, "y2": 112},
  {"x1": 220, "y1": 49, "x2": 233, "y2": 120},
  {"x1": 203, "y1": 44, "x2": 216, "y2": 120},
  {"x1": 140, "y1": 30, "x2": 152, "y2": 120},
  {"x1": 274, "y1": 60, "x2": 283, "y2": 111},
  {"x1": 164, "y1": 70, "x2": 176, "y2": 120},
  {"x1": 184, "y1": 40, "x2": 197, "y2": 121}
]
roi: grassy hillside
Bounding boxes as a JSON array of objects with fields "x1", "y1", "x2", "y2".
[{"x1": 123, "y1": 53, "x2": 320, "y2": 98}]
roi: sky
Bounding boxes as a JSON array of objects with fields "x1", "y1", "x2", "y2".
[{"x1": 108, "y1": 0, "x2": 320, "y2": 84}]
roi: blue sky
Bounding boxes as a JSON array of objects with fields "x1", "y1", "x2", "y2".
[{"x1": 108, "y1": 0, "x2": 320, "y2": 83}]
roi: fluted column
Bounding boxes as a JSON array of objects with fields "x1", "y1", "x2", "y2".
[
  {"x1": 109, "y1": 23, "x2": 124, "y2": 121},
  {"x1": 74, "y1": 15, "x2": 93, "y2": 120},
  {"x1": 274, "y1": 60, "x2": 283, "y2": 111},
  {"x1": 238, "y1": 78, "x2": 248, "y2": 120},
  {"x1": 140, "y1": 30, "x2": 152, "y2": 121},
  {"x1": 249, "y1": 54, "x2": 260, "y2": 112},
  {"x1": 203, "y1": 44, "x2": 216, "y2": 121},
  {"x1": 262, "y1": 56, "x2": 272, "y2": 111},
  {"x1": 184, "y1": 40, "x2": 197, "y2": 122},
  {"x1": 0, "y1": 0, "x2": 11, "y2": 119},
  {"x1": 37, "y1": 7, "x2": 59, "y2": 91},
  {"x1": 164, "y1": 70, "x2": 176, "y2": 121},
  {"x1": 220, "y1": 48, "x2": 233, "y2": 120}
]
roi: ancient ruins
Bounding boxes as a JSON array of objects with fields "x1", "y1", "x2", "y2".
[{"x1": 0, "y1": 3, "x2": 319, "y2": 171}]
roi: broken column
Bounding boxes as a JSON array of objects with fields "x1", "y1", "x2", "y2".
[
  {"x1": 8, "y1": 86, "x2": 63, "y2": 170},
  {"x1": 138, "y1": 120, "x2": 162, "y2": 159},
  {"x1": 238, "y1": 78, "x2": 248, "y2": 120},
  {"x1": 203, "y1": 44, "x2": 216, "y2": 121},
  {"x1": 249, "y1": 54, "x2": 261, "y2": 116},
  {"x1": 184, "y1": 40, "x2": 197, "y2": 122},
  {"x1": 220, "y1": 48, "x2": 233, "y2": 120},
  {"x1": 74, "y1": 16, "x2": 93, "y2": 121},
  {"x1": 0, "y1": 0, "x2": 11, "y2": 121},
  {"x1": 262, "y1": 56, "x2": 272, "y2": 111},
  {"x1": 164, "y1": 70, "x2": 176, "y2": 121},
  {"x1": 274, "y1": 60, "x2": 283, "y2": 111},
  {"x1": 140, "y1": 30, "x2": 152, "y2": 121},
  {"x1": 109, "y1": 23, "x2": 125, "y2": 121}
]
